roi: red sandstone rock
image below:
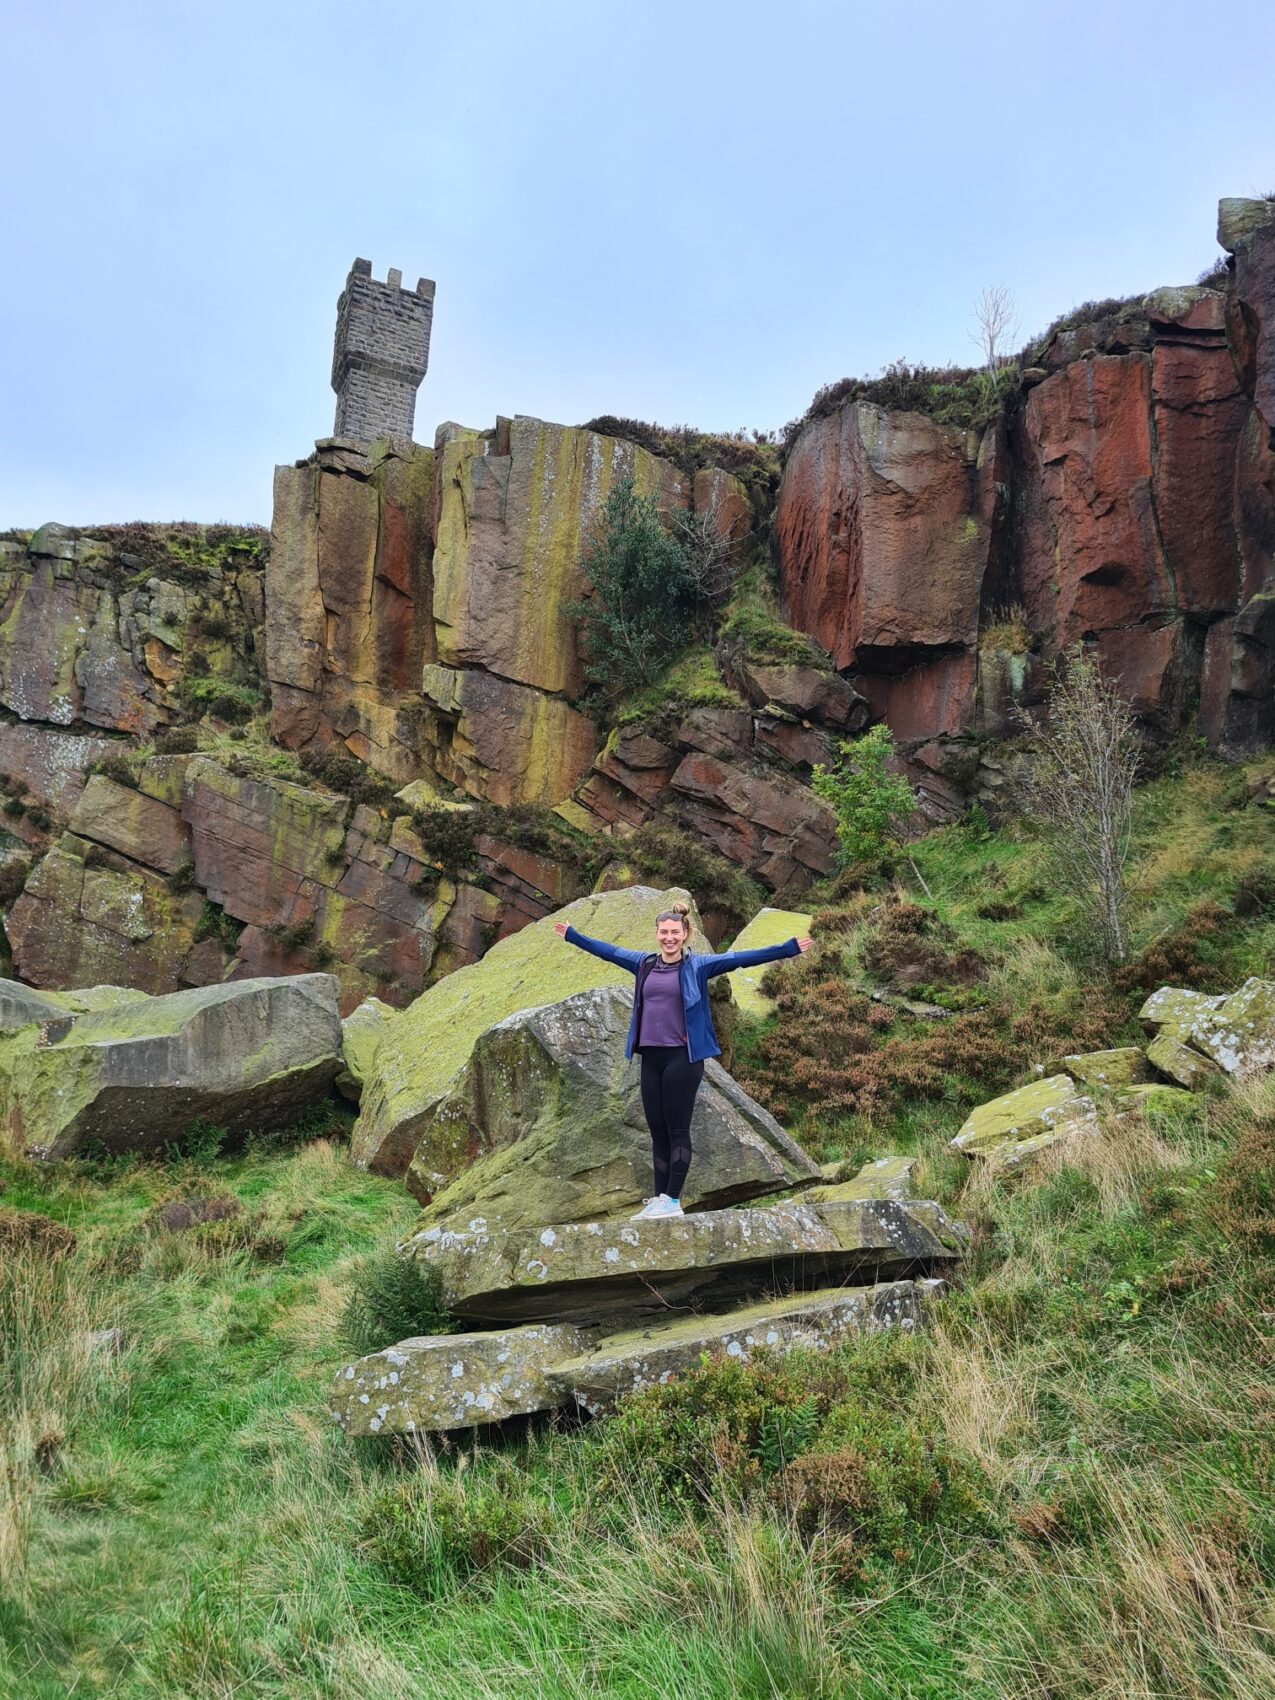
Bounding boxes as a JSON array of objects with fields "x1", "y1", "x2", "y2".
[
  {"x1": 266, "y1": 439, "x2": 435, "y2": 776},
  {"x1": 734, "y1": 661, "x2": 868, "y2": 729},
  {"x1": 692, "y1": 466, "x2": 752, "y2": 558},
  {"x1": 775, "y1": 403, "x2": 995, "y2": 670},
  {"x1": 856, "y1": 651, "x2": 979, "y2": 741}
]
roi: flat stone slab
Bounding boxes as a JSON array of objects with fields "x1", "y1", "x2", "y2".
[
  {"x1": 330, "y1": 1322, "x2": 592, "y2": 1435},
  {"x1": 725, "y1": 907, "x2": 811, "y2": 1017},
  {"x1": 1062, "y1": 1047, "x2": 1151, "y2": 1091},
  {"x1": 807, "y1": 1154, "x2": 918, "y2": 1203},
  {"x1": 952, "y1": 1074, "x2": 1096, "y2": 1162},
  {"x1": 400, "y1": 1198, "x2": 965, "y2": 1326},
  {"x1": 1146, "y1": 1031, "x2": 1219, "y2": 1089},
  {"x1": 546, "y1": 1279, "x2": 940, "y2": 1416}
]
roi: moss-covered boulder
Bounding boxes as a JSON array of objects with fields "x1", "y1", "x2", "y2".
[
  {"x1": 403, "y1": 983, "x2": 819, "y2": 1220},
  {"x1": 725, "y1": 907, "x2": 811, "y2": 1017},
  {"x1": 0, "y1": 974, "x2": 342, "y2": 1160},
  {"x1": 336, "y1": 996, "x2": 397, "y2": 1104},
  {"x1": 1140, "y1": 978, "x2": 1275, "y2": 1076},
  {"x1": 806, "y1": 1154, "x2": 918, "y2": 1203},
  {"x1": 1061, "y1": 1047, "x2": 1151, "y2": 1092},
  {"x1": 330, "y1": 1322, "x2": 592, "y2": 1435},
  {"x1": 401, "y1": 1197, "x2": 964, "y2": 1327},
  {"x1": 351, "y1": 885, "x2": 710, "y2": 1179},
  {"x1": 546, "y1": 1279, "x2": 935, "y2": 1417},
  {"x1": 1146, "y1": 1031, "x2": 1221, "y2": 1089},
  {"x1": 951, "y1": 1074, "x2": 1097, "y2": 1162}
]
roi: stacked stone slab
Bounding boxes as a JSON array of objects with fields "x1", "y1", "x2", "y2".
[{"x1": 329, "y1": 1195, "x2": 965, "y2": 1436}]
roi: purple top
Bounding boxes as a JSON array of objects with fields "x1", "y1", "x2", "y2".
[{"x1": 637, "y1": 959, "x2": 687, "y2": 1047}]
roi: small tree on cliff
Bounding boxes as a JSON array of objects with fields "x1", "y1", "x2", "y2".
[
  {"x1": 567, "y1": 473, "x2": 699, "y2": 706},
  {"x1": 812, "y1": 724, "x2": 918, "y2": 867},
  {"x1": 1017, "y1": 648, "x2": 1139, "y2": 966}
]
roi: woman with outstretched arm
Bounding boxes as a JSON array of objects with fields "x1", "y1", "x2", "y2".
[{"x1": 554, "y1": 900, "x2": 813, "y2": 1219}]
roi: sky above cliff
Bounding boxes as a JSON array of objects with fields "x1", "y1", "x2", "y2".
[{"x1": 2, "y1": 0, "x2": 1271, "y2": 527}]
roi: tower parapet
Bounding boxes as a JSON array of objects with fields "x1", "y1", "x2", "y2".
[{"x1": 331, "y1": 258, "x2": 435, "y2": 443}]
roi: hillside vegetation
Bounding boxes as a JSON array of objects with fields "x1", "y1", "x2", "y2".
[{"x1": 1, "y1": 757, "x2": 1273, "y2": 1699}]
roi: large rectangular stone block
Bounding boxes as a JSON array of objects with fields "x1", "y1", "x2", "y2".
[{"x1": 400, "y1": 1198, "x2": 965, "y2": 1326}]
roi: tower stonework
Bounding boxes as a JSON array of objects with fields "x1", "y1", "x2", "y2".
[{"x1": 331, "y1": 259, "x2": 435, "y2": 443}]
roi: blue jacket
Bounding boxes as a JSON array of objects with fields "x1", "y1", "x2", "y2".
[{"x1": 563, "y1": 925, "x2": 802, "y2": 1063}]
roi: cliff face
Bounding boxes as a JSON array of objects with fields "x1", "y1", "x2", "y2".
[
  {"x1": 773, "y1": 198, "x2": 1275, "y2": 792},
  {"x1": 1, "y1": 197, "x2": 1272, "y2": 1008}
]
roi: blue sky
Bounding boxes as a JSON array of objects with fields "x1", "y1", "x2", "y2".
[{"x1": 2, "y1": 0, "x2": 1271, "y2": 527}]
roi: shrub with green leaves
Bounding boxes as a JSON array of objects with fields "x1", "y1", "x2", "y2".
[
  {"x1": 566, "y1": 473, "x2": 701, "y2": 706},
  {"x1": 340, "y1": 1247, "x2": 459, "y2": 1356},
  {"x1": 811, "y1": 724, "x2": 917, "y2": 866}
]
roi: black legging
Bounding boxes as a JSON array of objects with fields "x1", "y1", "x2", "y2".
[{"x1": 638, "y1": 1045, "x2": 705, "y2": 1200}]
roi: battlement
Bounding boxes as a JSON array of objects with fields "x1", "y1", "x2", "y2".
[{"x1": 331, "y1": 258, "x2": 435, "y2": 444}]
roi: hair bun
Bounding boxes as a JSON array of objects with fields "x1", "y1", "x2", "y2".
[{"x1": 671, "y1": 899, "x2": 691, "y2": 916}]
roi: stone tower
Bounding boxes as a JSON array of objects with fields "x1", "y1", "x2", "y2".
[{"x1": 331, "y1": 259, "x2": 435, "y2": 443}]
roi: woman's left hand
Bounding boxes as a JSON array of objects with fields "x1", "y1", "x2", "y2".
[{"x1": 796, "y1": 936, "x2": 813, "y2": 953}]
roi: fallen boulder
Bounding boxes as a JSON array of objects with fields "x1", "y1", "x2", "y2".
[
  {"x1": 0, "y1": 974, "x2": 343, "y2": 1160},
  {"x1": 806, "y1": 1154, "x2": 918, "y2": 1203},
  {"x1": 1146, "y1": 1031, "x2": 1222, "y2": 1089},
  {"x1": 330, "y1": 1321, "x2": 592, "y2": 1436},
  {"x1": 1061, "y1": 1047, "x2": 1151, "y2": 1092},
  {"x1": 725, "y1": 906, "x2": 812, "y2": 1018},
  {"x1": 546, "y1": 1279, "x2": 938, "y2": 1416},
  {"x1": 401, "y1": 1197, "x2": 964, "y2": 1327},
  {"x1": 336, "y1": 996, "x2": 397, "y2": 1104},
  {"x1": 404, "y1": 984, "x2": 819, "y2": 1220},
  {"x1": 951, "y1": 1074, "x2": 1097, "y2": 1163},
  {"x1": 1140, "y1": 978, "x2": 1275, "y2": 1076},
  {"x1": 351, "y1": 885, "x2": 712, "y2": 1179}
]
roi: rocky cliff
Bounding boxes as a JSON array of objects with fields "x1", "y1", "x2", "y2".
[
  {"x1": 773, "y1": 196, "x2": 1275, "y2": 812},
  {"x1": 1, "y1": 196, "x2": 1271, "y2": 1004}
]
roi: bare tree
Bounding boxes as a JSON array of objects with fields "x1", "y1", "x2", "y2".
[
  {"x1": 1017, "y1": 648, "x2": 1139, "y2": 965},
  {"x1": 971, "y1": 285, "x2": 1020, "y2": 376},
  {"x1": 671, "y1": 506, "x2": 743, "y2": 614}
]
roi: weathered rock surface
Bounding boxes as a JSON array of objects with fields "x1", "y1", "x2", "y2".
[
  {"x1": 572, "y1": 709, "x2": 840, "y2": 900},
  {"x1": 6, "y1": 834, "x2": 212, "y2": 994},
  {"x1": 1061, "y1": 1047, "x2": 1152, "y2": 1092},
  {"x1": 431, "y1": 417, "x2": 685, "y2": 697},
  {"x1": 401, "y1": 1197, "x2": 964, "y2": 1326},
  {"x1": 774, "y1": 401, "x2": 996, "y2": 676},
  {"x1": 725, "y1": 907, "x2": 812, "y2": 1017},
  {"x1": 546, "y1": 1279, "x2": 936, "y2": 1416},
  {"x1": 404, "y1": 984, "x2": 819, "y2": 1219},
  {"x1": 951, "y1": 1074, "x2": 1097, "y2": 1163},
  {"x1": 1145, "y1": 1032, "x2": 1221, "y2": 1089},
  {"x1": 330, "y1": 1322, "x2": 592, "y2": 1435},
  {"x1": 0, "y1": 974, "x2": 342, "y2": 1160},
  {"x1": 336, "y1": 996, "x2": 397, "y2": 1103},
  {"x1": 806, "y1": 1154, "x2": 918, "y2": 1203},
  {"x1": 417, "y1": 663, "x2": 600, "y2": 806},
  {"x1": 1142, "y1": 977, "x2": 1275, "y2": 1075},
  {"x1": 0, "y1": 527, "x2": 264, "y2": 736},
  {"x1": 352, "y1": 885, "x2": 711, "y2": 1179},
  {"x1": 266, "y1": 437, "x2": 436, "y2": 781}
]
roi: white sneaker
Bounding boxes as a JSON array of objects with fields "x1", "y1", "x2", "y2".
[
  {"x1": 643, "y1": 1195, "x2": 685, "y2": 1220},
  {"x1": 630, "y1": 1194, "x2": 669, "y2": 1220}
]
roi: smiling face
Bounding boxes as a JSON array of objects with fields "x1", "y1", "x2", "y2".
[{"x1": 655, "y1": 916, "x2": 689, "y2": 960}]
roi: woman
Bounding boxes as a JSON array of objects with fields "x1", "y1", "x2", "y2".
[{"x1": 554, "y1": 901, "x2": 813, "y2": 1220}]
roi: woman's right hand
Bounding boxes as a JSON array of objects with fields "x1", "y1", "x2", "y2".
[{"x1": 553, "y1": 922, "x2": 569, "y2": 937}]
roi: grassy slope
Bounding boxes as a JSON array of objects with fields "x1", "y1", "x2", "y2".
[{"x1": 1, "y1": 759, "x2": 1272, "y2": 1699}]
